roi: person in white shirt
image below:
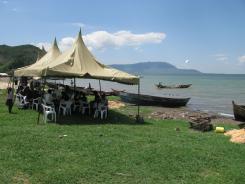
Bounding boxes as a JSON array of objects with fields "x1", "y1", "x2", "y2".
[{"x1": 44, "y1": 89, "x2": 53, "y2": 105}]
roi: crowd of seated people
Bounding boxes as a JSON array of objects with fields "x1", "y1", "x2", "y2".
[
  {"x1": 16, "y1": 82, "x2": 109, "y2": 119},
  {"x1": 16, "y1": 85, "x2": 42, "y2": 104}
]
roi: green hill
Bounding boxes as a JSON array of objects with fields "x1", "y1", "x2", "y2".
[{"x1": 0, "y1": 44, "x2": 46, "y2": 73}]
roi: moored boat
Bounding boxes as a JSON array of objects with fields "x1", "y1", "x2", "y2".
[
  {"x1": 155, "y1": 83, "x2": 192, "y2": 89},
  {"x1": 111, "y1": 88, "x2": 126, "y2": 96},
  {"x1": 232, "y1": 101, "x2": 245, "y2": 121},
  {"x1": 119, "y1": 91, "x2": 190, "y2": 107}
]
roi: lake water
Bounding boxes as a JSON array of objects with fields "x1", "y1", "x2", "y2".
[{"x1": 62, "y1": 74, "x2": 245, "y2": 115}]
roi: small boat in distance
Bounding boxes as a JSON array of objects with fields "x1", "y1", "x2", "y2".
[
  {"x1": 111, "y1": 88, "x2": 126, "y2": 96},
  {"x1": 119, "y1": 91, "x2": 190, "y2": 107},
  {"x1": 156, "y1": 83, "x2": 192, "y2": 89},
  {"x1": 232, "y1": 101, "x2": 245, "y2": 122}
]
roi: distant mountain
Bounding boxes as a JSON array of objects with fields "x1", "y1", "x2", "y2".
[
  {"x1": 0, "y1": 44, "x2": 46, "y2": 73},
  {"x1": 110, "y1": 62, "x2": 201, "y2": 75},
  {"x1": 0, "y1": 44, "x2": 201, "y2": 76}
]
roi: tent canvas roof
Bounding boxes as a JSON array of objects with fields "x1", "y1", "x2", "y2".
[
  {"x1": 14, "y1": 30, "x2": 139, "y2": 85},
  {"x1": 45, "y1": 30, "x2": 139, "y2": 85},
  {"x1": 14, "y1": 38, "x2": 61, "y2": 77}
]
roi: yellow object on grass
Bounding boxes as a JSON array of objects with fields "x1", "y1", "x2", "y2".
[{"x1": 215, "y1": 127, "x2": 225, "y2": 133}]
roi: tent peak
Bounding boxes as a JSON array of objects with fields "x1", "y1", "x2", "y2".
[
  {"x1": 79, "y1": 28, "x2": 82, "y2": 37},
  {"x1": 41, "y1": 45, "x2": 46, "y2": 53},
  {"x1": 75, "y1": 28, "x2": 83, "y2": 43},
  {"x1": 53, "y1": 37, "x2": 58, "y2": 47}
]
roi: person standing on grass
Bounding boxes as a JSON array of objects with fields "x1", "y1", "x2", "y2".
[{"x1": 6, "y1": 87, "x2": 14, "y2": 113}]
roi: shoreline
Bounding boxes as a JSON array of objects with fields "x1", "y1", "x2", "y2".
[{"x1": 147, "y1": 105, "x2": 243, "y2": 126}]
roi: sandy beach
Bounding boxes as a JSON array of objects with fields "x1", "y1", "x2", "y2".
[{"x1": 0, "y1": 77, "x2": 10, "y2": 89}]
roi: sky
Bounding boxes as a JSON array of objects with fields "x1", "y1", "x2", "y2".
[{"x1": 0, "y1": 0, "x2": 245, "y2": 74}]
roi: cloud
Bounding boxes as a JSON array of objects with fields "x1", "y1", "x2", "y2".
[
  {"x1": 238, "y1": 55, "x2": 245, "y2": 64},
  {"x1": 70, "y1": 22, "x2": 85, "y2": 28},
  {"x1": 213, "y1": 54, "x2": 228, "y2": 62},
  {"x1": 83, "y1": 30, "x2": 165, "y2": 49},
  {"x1": 1, "y1": 0, "x2": 8, "y2": 4},
  {"x1": 36, "y1": 30, "x2": 166, "y2": 51},
  {"x1": 59, "y1": 37, "x2": 75, "y2": 51},
  {"x1": 36, "y1": 42, "x2": 52, "y2": 50}
]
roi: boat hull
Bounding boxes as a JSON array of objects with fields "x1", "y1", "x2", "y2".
[
  {"x1": 233, "y1": 101, "x2": 245, "y2": 122},
  {"x1": 119, "y1": 92, "x2": 190, "y2": 107},
  {"x1": 156, "y1": 84, "x2": 192, "y2": 89}
]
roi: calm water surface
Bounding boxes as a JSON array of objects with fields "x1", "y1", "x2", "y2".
[{"x1": 62, "y1": 74, "x2": 245, "y2": 115}]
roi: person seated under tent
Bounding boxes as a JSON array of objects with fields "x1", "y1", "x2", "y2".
[
  {"x1": 100, "y1": 93, "x2": 108, "y2": 107},
  {"x1": 44, "y1": 89, "x2": 54, "y2": 106},
  {"x1": 90, "y1": 91, "x2": 101, "y2": 114},
  {"x1": 79, "y1": 92, "x2": 89, "y2": 114}
]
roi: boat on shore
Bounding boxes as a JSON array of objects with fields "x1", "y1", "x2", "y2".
[
  {"x1": 155, "y1": 83, "x2": 192, "y2": 89},
  {"x1": 232, "y1": 101, "x2": 245, "y2": 121},
  {"x1": 119, "y1": 91, "x2": 190, "y2": 107}
]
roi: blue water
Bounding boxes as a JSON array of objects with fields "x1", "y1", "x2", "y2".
[{"x1": 62, "y1": 74, "x2": 245, "y2": 115}]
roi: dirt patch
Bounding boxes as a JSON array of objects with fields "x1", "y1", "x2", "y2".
[
  {"x1": 224, "y1": 129, "x2": 245, "y2": 144},
  {"x1": 148, "y1": 106, "x2": 241, "y2": 125},
  {"x1": 12, "y1": 171, "x2": 31, "y2": 184},
  {"x1": 108, "y1": 100, "x2": 125, "y2": 109}
]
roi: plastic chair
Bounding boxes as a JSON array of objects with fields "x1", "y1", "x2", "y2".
[
  {"x1": 73, "y1": 103, "x2": 81, "y2": 112},
  {"x1": 18, "y1": 95, "x2": 30, "y2": 109},
  {"x1": 94, "y1": 104, "x2": 108, "y2": 119},
  {"x1": 32, "y1": 97, "x2": 40, "y2": 111},
  {"x1": 81, "y1": 102, "x2": 90, "y2": 115},
  {"x1": 42, "y1": 99, "x2": 55, "y2": 107},
  {"x1": 59, "y1": 101, "x2": 72, "y2": 116},
  {"x1": 42, "y1": 104, "x2": 56, "y2": 123}
]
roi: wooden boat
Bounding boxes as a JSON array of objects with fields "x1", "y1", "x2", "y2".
[
  {"x1": 156, "y1": 83, "x2": 192, "y2": 89},
  {"x1": 119, "y1": 91, "x2": 190, "y2": 107},
  {"x1": 232, "y1": 101, "x2": 245, "y2": 121},
  {"x1": 111, "y1": 88, "x2": 126, "y2": 96}
]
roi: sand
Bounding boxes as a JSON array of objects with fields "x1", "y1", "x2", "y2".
[
  {"x1": 108, "y1": 100, "x2": 125, "y2": 109},
  {"x1": 224, "y1": 129, "x2": 245, "y2": 144},
  {"x1": 0, "y1": 77, "x2": 11, "y2": 89}
]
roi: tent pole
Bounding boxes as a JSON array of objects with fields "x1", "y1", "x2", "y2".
[
  {"x1": 73, "y1": 77, "x2": 76, "y2": 93},
  {"x1": 99, "y1": 80, "x2": 102, "y2": 94},
  {"x1": 137, "y1": 79, "x2": 140, "y2": 118},
  {"x1": 11, "y1": 70, "x2": 15, "y2": 91},
  {"x1": 11, "y1": 71, "x2": 15, "y2": 104}
]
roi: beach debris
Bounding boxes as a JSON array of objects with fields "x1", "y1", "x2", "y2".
[
  {"x1": 59, "y1": 134, "x2": 68, "y2": 138},
  {"x1": 238, "y1": 123, "x2": 245, "y2": 128},
  {"x1": 151, "y1": 111, "x2": 174, "y2": 120},
  {"x1": 188, "y1": 115, "x2": 213, "y2": 132},
  {"x1": 224, "y1": 129, "x2": 245, "y2": 144},
  {"x1": 215, "y1": 127, "x2": 225, "y2": 133},
  {"x1": 175, "y1": 127, "x2": 180, "y2": 131}
]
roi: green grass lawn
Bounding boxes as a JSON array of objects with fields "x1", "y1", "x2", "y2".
[{"x1": 0, "y1": 91, "x2": 245, "y2": 184}]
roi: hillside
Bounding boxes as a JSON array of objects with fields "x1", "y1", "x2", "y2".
[
  {"x1": 0, "y1": 44, "x2": 46, "y2": 73},
  {"x1": 110, "y1": 62, "x2": 201, "y2": 75}
]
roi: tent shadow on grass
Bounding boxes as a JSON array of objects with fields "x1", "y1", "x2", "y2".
[{"x1": 54, "y1": 109, "x2": 151, "y2": 126}]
